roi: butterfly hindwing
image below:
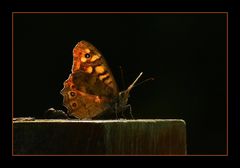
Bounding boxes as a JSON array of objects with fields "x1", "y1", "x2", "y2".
[{"x1": 61, "y1": 82, "x2": 111, "y2": 119}]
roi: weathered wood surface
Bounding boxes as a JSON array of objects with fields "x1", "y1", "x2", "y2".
[{"x1": 13, "y1": 119, "x2": 187, "y2": 155}]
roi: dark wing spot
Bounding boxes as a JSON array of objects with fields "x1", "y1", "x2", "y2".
[
  {"x1": 72, "y1": 103, "x2": 77, "y2": 107},
  {"x1": 85, "y1": 53, "x2": 91, "y2": 58},
  {"x1": 70, "y1": 92, "x2": 76, "y2": 97}
]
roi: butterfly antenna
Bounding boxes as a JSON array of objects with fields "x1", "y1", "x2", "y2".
[
  {"x1": 133, "y1": 77, "x2": 154, "y2": 88},
  {"x1": 127, "y1": 72, "x2": 143, "y2": 92},
  {"x1": 118, "y1": 72, "x2": 143, "y2": 110}
]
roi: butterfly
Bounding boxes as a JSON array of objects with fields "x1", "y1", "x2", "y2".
[{"x1": 60, "y1": 40, "x2": 143, "y2": 119}]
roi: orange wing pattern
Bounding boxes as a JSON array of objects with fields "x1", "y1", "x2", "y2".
[{"x1": 61, "y1": 41, "x2": 119, "y2": 119}]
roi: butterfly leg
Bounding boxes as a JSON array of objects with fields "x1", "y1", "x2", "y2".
[
  {"x1": 127, "y1": 104, "x2": 134, "y2": 119},
  {"x1": 122, "y1": 104, "x2": 134, "y2": 119}
]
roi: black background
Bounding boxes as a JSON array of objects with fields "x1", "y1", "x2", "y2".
[{"x1": 13, "y1": 13, "x2": 227, "y2": 155}]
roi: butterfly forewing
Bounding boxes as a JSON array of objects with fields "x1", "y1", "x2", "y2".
[
  {"x1": 72, "y1": 40, "x2": 118, "y2": 95},
  {"x1": 61, "y1": 40, "x2": 119, "y2": 119}
]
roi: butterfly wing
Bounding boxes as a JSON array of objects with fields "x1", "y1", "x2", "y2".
[
  {"x1": 60, "y1": 76, "x2": 112, "y2": 119},
  {"x1": 72, "y1": 40, "x2": 119, "y2": 96},
  {"x1": 61, "y1": 40, "x2": 118, "y2": 119}
]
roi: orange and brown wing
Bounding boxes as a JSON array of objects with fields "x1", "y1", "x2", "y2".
[
  {"x1": 60, "y1": 77, "x2": 111, "y2": 119},
  {"x1": 60, "y1": 40, "x2": 118, "y2": 119},
  {"x1": 72, "y1": 40, "x2": 119, "y2": 96}
]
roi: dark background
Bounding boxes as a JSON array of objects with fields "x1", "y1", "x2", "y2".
[{"x1": 13, "y1": 13, "x2": 227, "y2": 155}]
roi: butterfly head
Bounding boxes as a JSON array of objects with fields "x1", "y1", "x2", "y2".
[
  {"x1": 118, "y1": 72, "x2": 143, "y2": 107},
  {"x1": 118, "y1": 90, "x2": 130, "y2": 107}
]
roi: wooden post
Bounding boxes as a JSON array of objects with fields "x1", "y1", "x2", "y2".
[{"x1": 13, "y1": 119, "x2": 187, "y2": 155}]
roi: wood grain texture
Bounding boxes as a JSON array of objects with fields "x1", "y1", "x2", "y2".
[{"x1": 13, "y1": 119, "x2": 187, "y2": 155}]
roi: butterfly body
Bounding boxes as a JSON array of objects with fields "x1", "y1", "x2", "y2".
[{"x1": 60, "y1": 41, "x2": 142, "y2": 119}]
